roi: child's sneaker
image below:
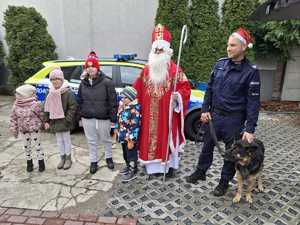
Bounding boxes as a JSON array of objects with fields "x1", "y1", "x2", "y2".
[
  {"x1": 120, "y1": 166, "x2": 130, "y2": 175},
  {"x1": 122, "y1": 170, "x2": 137, "y2": 183}
]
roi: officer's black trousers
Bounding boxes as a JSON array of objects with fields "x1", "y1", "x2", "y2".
[{"x1": 196, "y1": 112, "x2": 245, "y2": 182}]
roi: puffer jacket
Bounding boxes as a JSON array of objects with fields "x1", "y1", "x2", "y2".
[
  {"x1": 44, "y1": 90, "x2": 78, "y2": 133},
  {"x1": 78, "y1": 71, "x2": 118, "y2": 122},
  {"x1": 10, "y1": 97, "x2": 43, "y2": 137}
]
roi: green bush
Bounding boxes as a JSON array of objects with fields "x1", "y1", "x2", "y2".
[
  {"x1": 252, "y1": 20, "x2": 300, "y2": 60},
  {"x1": 0, "y1": 39, "x2": 4, "y2": 67},
  {"x1": 185, "y1": 0, "x2": 221, "y2": 81},
  {"x1": 3, "y1": 6, "x2": 57, "y2": 87}
]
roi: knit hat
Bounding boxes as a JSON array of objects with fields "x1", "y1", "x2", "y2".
[
  {"x1": 121, "y1": 86, "x2": 137, "y2": 101},
  {"x1": 232, "y1": 27, "x2": 253, "y2": 48},
  {"x1": 84, "y1": 51, "x2": 100, "y2": 71},
  {"x1": 49, "y1": 67, "x2": 64, "y2": 81},
  {"x1": 15, "y1": 84, "x2": 36, "y2": 99}
]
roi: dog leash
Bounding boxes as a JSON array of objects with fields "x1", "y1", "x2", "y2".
[{"x1": 208, "y1": 119, "x2": 225, "y2": 157}]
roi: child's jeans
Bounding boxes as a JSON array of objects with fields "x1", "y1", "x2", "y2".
[
  {"x1": 121, "y1": 142, "x2": 138, "y2": 173},
  {"x1": 22, "y1": 130, "x2": 44, "y2": 160},
  {"x1": 55, "y1": 131, "x2": 72, "y2": 156}
]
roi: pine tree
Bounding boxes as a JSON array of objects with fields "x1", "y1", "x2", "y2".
[
  {"x1": 155, "y1": 0, "x2": 190, "y2": 71},
  {"x1": 186, "y1": 0, "x2": 221, "y2": 81},
  {"x1": 0, "y1": 40, "x2": 4, "y2": 67},
  {"x1": 3, "y1": 6, "x2": 57, "y2": 87}
]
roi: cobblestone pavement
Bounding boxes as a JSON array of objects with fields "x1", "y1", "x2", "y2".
[
  {"x1": 1, "y1": 96, "x2": 300, "y2": 225},
  {"x1": 103, "y1": 113, "x2": 300, "y2": 225}
]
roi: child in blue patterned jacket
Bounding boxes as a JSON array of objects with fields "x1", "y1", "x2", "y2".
[{"x1": 117, "y1": 86, "x2": 141, "y2": 182}]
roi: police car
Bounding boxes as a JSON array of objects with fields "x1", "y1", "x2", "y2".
[{"x1": 24, "y1": 54, "x2": 206, "y2": 141}]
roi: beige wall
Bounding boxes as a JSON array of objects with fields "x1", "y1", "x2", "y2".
[
  {"x1": 0, "y1": 0, "x2": 158, "y2": 59},
  {"x1": 281, "y1": 47, "x2": 300, "y2": 101}
]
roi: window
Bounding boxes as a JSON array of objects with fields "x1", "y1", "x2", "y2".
[
  {"x1": 101, "y1": 65, "x2": 113, "y2": 79},
  {"x1": 120, "y1": 66, "x2": 142, "y2": 86},
  {"x1": 61, "y1": 66, "x2": 83, "y2": 81}
]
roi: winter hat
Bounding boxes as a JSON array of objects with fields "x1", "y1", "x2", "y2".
[
  {"x1": 15, "y1": 84, "x2": 36, "y2": 99},
  {"x1": 84, "y1": 51, "x2": 100, "y2": 71},
  {"x1": 232, "y1": 27, "x2": 253, "y2": 48},
  {"x1": 121, "y1": 86, "x2": 137, "y2": 101},
  {"x1": 151, "y1": 24, "x2": 172, "y2": 50},
  {"x1": 49, "y1": 67, "x2": 64, "y2": 81}
]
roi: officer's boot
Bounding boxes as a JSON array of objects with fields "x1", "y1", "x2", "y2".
[
  {"x1": 63, "y1": 154, "x2": 72, "y2": 170},
  {"x1": 185, "y1": 169, "x2": 206, "y2": 184},
  {"x1": 213, "y1": 178, "x2": 229, "y2": 196},
  {"x1": 38, "y1": 159, "x2": 45, "y2": 172},
  {"x1": 27, "y1": 159, "x2": 33, "y2": 172},
  {"x1": 57, "y1": 155, "x2": 66, "y2": 169}
]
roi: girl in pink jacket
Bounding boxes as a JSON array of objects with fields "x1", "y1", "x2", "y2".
[{"x1": 9, "y1": 84, "x2": 45, "y2": 172}]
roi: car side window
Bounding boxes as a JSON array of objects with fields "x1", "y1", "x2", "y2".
[
  {"x1": 101, "y1": 65, "x2": 113, "y2": 79},
  {"x1": 120, "y1": 66, "x2": 142, "y2": 86},
  {"x1": 60, "y1": 66, "x2": 83, "y2": 81}
]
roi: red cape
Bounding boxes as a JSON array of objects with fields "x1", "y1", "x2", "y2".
[{"x1": 133, "y1": 60, "x2": 191, "y2": 163}]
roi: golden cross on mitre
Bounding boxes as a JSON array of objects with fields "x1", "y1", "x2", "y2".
[{"x1": 155, "y1": 24, "x2": 164, "y2": 40}]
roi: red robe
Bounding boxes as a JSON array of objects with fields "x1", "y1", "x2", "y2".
[{"x1": 133, "y1": 60, "x2": 191, "y2": 164}]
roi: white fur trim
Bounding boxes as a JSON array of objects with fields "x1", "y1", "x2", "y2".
[
  {"x1": 152, "y1": 40, "x2": 170, "y2": 51},
  {"x1": 232, "y1": 32, "x2": 253, "y2": 48},
  {"x1": 168, "y1": 92, "x2": 186, "y2": 153},
  {"x1": 232, "y1": 32, "x2": 247, "y2": 45}
]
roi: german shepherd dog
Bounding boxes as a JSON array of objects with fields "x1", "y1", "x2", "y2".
[{"x1": 225, "y1": 139, "x2": 265, "y2": 203}]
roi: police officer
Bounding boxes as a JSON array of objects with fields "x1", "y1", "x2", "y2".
[{"x1": 185, "y1": 27, "x2": 260, "y2": 196}]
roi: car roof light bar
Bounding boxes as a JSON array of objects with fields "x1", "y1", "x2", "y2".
[{"x1": 113, "y1": 54, "x2": 137, "y2": 61}]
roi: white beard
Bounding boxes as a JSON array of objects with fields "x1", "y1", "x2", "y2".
[{"x1": 148, "y1": 51, "x2": 171, "y2": 85}]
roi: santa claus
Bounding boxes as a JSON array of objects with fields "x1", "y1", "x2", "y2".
[{"x1": 133, "y1": 24, "x2": 191, "y2": 177}]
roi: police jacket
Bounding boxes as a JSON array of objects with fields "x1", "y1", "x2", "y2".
[
  {"x1": 202, "y1": 57, "x2": 260, "y2": 133},
  {"x1": 78, "y1": 71, "x2": 118, "y2": 122}
]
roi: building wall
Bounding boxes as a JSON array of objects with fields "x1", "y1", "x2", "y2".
[
  {"x1": 281, "y1": 47, "x2": 300, "y2": 101},
  {"x1": 0, "y1": 0, "x2": 158, "y2": 59}
]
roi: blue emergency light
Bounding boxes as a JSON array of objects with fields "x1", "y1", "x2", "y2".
[{"x1": 113, "y1": 54, "x2": 137, "y2": 61}]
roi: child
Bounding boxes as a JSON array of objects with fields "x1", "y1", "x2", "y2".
[
  {"x1": 10, "y1": 84, "x2": 45, "y2": 172},
  {"x1": 117, "y1": 86, "x2": 141, "y2": 182},
  {"x1": 44, "y1": 67, "x2": 77, "y2": 170}
]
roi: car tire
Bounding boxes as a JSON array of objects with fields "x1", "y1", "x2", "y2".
[{"x1": 184, "y1": 110, "x2": 203, "y2": 142}]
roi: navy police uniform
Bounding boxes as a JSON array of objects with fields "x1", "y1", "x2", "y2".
[{"x1": 197, "y1": 57, "x2": 260, "y2": 183}]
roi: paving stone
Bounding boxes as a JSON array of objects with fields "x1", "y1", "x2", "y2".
[
  {"x1": 78, "y1": 214, "x2": 98, "y2": 222},
  {"x1": 97, "y1": 216, "x2": 117, "y2": 224},
  {"x1": 41, "y1": 211, "x2": 60, "y2": 218},
  {"x1": 5, "y1": 208, "x2": 24, "y2": 215},
  {"x1": 64, "y1": 220, "x2": 84, "y2": 225},
  {"x1": 22, "y1": 209, "x2": 43, "y2": 217},
  {"x1": 44, "y1": 218, "x2": 65, "y2": 225},
  {"x1": 26, "y1": 217, "x2": 46, "y2": 224},
  {"x1": 0, "y1": 209, "x2": 7, "y2": 216},
  {"x1": 116, "y1": 217, "x2": 137, "y2": 225},
  {"x1": 60, "y1": 213, "x2": 79, "y2": 220},
  {"x1": 6, "y1": 215, "x2": 27, "y2": 223}
]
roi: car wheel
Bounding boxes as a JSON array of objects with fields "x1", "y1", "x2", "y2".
[{"x1": 184, "y1": 110, "x2": 203, "y2": 141}]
